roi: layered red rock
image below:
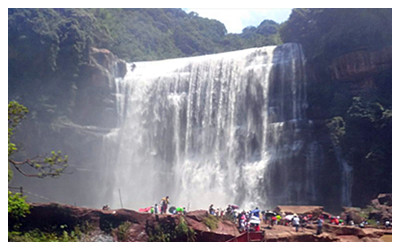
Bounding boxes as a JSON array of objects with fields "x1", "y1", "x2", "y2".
[
  {"x1": 14, "y1": 203, "x2": 238, "y2": 242},
  {"x1": 330, "y1": 47, "x2": 391, "y2": 82},
  {"x1": 329, "y1": 46, "x2": 391, "y2": 95},
  {"x1": 274, "y1": 205, "x2": 324, "y2": 217}
]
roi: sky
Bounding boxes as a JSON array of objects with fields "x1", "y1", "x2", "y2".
[{"x1": 184, "y1": 8, "x2": 292, "y2": 34}]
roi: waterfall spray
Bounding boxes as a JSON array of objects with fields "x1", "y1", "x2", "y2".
[{"x1": 101, "y1": 43, "x2": 323, "y2": 210}]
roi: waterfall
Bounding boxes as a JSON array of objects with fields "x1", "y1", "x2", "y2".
[
  {"x1": 101, "y1": 43, "x2": 319, "y2": 210},
  {"x1": 332, "y1": 145, "x2": 353, "y2": 207}
]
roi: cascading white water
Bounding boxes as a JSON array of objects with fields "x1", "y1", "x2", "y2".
[
  {"x1": 332, "y1": 145, "x2": 353, "y2": 207},
  {"x1": 101, "y1": 43, "x2": 318, "y2": 210}
]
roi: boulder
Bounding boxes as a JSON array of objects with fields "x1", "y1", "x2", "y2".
[
  {"x1": 274, "y1": 205, "x2": 324, "y2": 217},
  {"x1": 377, "y1": 193, "x2": 392, "y2": 206},
  {"x1": 367, "y1": 193, "x2": 392, "y2": 222},
  {"x1": 184, "y1": 210, "x2": 239, "y2": 241},
  {"x1": 90, "y1": 47, "x2": 127, "y2": 78},
  {"x1": 341, "y1": 207, "x2": 364, "y2": 224},
  {"x1": 323, "y1": 224, "x2": 366, "y2": 237}
]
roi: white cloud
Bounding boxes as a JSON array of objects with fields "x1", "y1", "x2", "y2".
[{"x1": 185, "y1": 8, "x2": 292, "y2": 33}]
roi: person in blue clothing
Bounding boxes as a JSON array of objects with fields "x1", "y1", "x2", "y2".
[
  {"x1": 154, "y1": 204, "x2": 158, "y2": 214},
  {"x1": 316, "y1": 216, "x2": 324, "y2": 235},
  {"x1": 251, "y1": 207, "x2": 260, "y2": 218},
  {"x1": 209, "y1": 204, "x2": 215, "y2": 215}
]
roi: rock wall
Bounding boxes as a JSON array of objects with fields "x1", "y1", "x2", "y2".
[
  {"x1": 305, "y1": 45, "x2": 392, "y2": 209},
  {"x1": 10, "y1": 48, "x2": 127, "y2": 207},
  {"x1": 10, "y1": 203, "x2": 239, "y2": 242},
  {"x1": 72, "y1": 47, "x2": 126, "y2": 128},
  {"x1": 329, "y1": 47, "x2": 392, "y2": 94}
]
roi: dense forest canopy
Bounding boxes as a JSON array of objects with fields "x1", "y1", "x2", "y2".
[
  {"x1": 8, "y1": 8, "x2": 392, "y2": 207},
  {"x1": 280, "y1": 8, "x2": 391, "y2": 61},
  {"x1": 8, "y1": 8, "x2": 280, "y2": 64}
]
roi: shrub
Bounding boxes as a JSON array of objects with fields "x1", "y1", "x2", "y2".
[
  {"x1": 116, "y1": 221, "x2": 131, "y2": 241},
  {"x1": 202, "y1": 214, "x2": 219, "y2": 231},
  {"x1": 8, "y1": 191, "x2": 30, "y2": 220}
]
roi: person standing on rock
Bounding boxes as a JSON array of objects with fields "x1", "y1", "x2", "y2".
[
  {"x1": 292, "y1": 214, "x2": 300, "y2": 232},
  {"x1": 209, "y1": 204, "x2": 215, "y2": 215},
  {"x1": 346, "y1": 213, "x2": 351, "y2": 225},
  {"x1": 154, "y1": 204, "x2": 159, "y2": 214},
  {"x1": 316, "y1": 216, "x2": 323, "y2": 235},
  {"x1": 276, "y1": 214, "x2": 282, "y2": 225},
  {"x1": 160, "y1": 196, "x2": 169, "y2": 214}
]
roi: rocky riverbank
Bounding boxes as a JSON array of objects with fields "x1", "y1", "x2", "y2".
[
  {"x1": 9, "y1": 203, "x2": 240, "y2": 242},
  {"x1": 9, "y1": 198, "x2": 391, "y2": 242}
]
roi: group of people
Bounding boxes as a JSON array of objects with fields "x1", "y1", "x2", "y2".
[
  {"x1": 208, "y1": 205, "x2": 326, "y2": 235},
  {"x1": 138, "y1": 196, "x2": 171, "y2": 215},
  {"x1": 237, "y1": 207, "x2": 264, "y2": 232},
  {"x1": 142, "y1": 196, "x2": 187, "y2": 215},
  {"x1": 264, "y1": 212, "x2": 325, "y2": 235},
  {"x1": 208, "y1": 205, "x2": 264, "y2": 232},
  {"x1": 208, "y1": 204, "x2": 239, "y2": 217}
]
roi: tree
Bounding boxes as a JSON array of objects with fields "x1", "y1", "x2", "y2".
[{"x1": 8, "y1": 101, "x2": 68, "y2": 179}]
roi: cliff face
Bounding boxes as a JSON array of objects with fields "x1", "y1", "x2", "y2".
[
  {"x1": 329, "y1": 47, "x2": 392, "y2": 94},
  {"x1": 10, "y1": 203, "x2": 239, "y2": 242},
  {"x1": 10, "y1": 48, "x2": 127, "y2": 207},
  {"x1": 305, "y1": 44, "x2": 392, "y2": 209},
  {"x1": 72, "y1": 47, "x2": 126, "y2": 128}
]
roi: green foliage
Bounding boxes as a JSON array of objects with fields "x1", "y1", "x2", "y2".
[
  {"x1": 9, "y1": 8, "x2": 281, "y2": 65},
  {"x1": 8, "y1": 228, "x2": 80, "y2": 242},
  {"x1": 347, "y1": 97, "x2": 391, "y2": 129},
  {"x1": 8, "y1": 191, "x2": 30, "y2": 220},
  {"x1": 147, "y1": 223, "x2": 170, "y2": 242},
  {"x1": 8, "y1": 101, "x2": 29, "y2": 129},
  {"x1": 359, "y1": 205, "x2": 375, "y2": 220},
  {"x1": 8, "y1": 101, "x2": 29, "y2": 157},
  {"x1": 175, "y1": 216, "x2": 196, "y2": 242},
  {"x1": 8, "y1": 8, "x2": 108, "y2": 78},
  {"x1": 326, "y1": 116, "x2": 346, "y2": 146},
  {"x1": 116, "y1": 221, "x2": 131, "y2": 242},
  {"x1": 8, "y1": 101, "x2": 69, "y2": 179},
  {"x1": 147, "y1": 216, "x2": 196, "y2": 242},
  {"x1": 8, "y1": 220, "x2": 97, "y2": 242},
  {"x1": 202, "y1": 214, "x2": 219, "y2": 230},
  {"x1": 344, "y1": 97, "x2": 391, "y2": 192},
  {"x1": 280, "y1": 9, "x2": 392, "y2": 61},
  {"x1": 8, "y1": 166, "x2": 14, "y2": 183}
]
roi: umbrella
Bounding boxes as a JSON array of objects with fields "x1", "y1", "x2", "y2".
[
  {"x1": 249, "y1": 216, "x2": 261, "y2": 224},
  {"x1": 265, "y1": 211, "x2": 276, "y2": 217},
  {"x1": 138, "y1": 206, "x2": 152, "y2": 213},
  {"x1": 285, "y1": 214, "x2": 294, "y2": 221},
  {"x1": 230, "y1": 204, "x2": 239, "y2": 209},
  {"x1": 168, "y1": 206, "x2": 176, "y2": 214}
]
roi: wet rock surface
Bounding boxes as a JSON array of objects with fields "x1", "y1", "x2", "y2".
[
  {"x1": 11, "y1": 202, "x2": 392, "y2": 242},
  {"x1": 261, "y1": 223, "x2": 389, "y2": 242}
]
